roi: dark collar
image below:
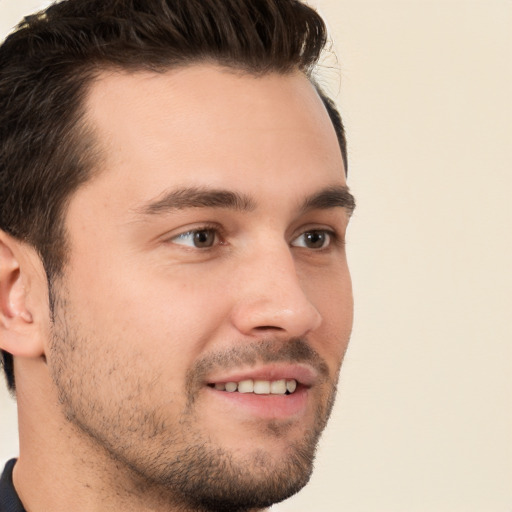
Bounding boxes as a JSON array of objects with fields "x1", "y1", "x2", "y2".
[{"x1": 0, "y1": 460, "x2": 26, "y2": 512}]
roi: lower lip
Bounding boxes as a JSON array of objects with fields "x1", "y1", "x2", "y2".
[{"x1": 205, "y1": 385, "x2": 309, "y2": 420}]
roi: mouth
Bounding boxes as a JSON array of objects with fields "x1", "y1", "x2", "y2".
[
  {"x1": 208, "y1": 378, "x2": 298, "y2": 395},
  {"x1": 203, "y1": 365, "x2": 316, "y2": 419}
]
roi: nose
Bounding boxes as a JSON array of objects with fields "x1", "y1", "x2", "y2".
[{"x1": 230, "y1": 242, "x2": 322, "y2": 338}]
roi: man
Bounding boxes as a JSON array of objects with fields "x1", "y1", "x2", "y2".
[{"x1": 0, "y1": 0, "x2": 355, "y2": 510}]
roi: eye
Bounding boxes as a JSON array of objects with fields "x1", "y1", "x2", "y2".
[
  {"x1": 291, "y1": 230, "x2": 332, "y2": 250},
  {"x1": 171, "y1": 228, "x2": 219, "y2": 248}
]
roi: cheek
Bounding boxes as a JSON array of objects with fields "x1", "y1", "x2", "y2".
[
  {"x1": 301, "y1": 263, "x2": 353, "y2": 360},
  {"x1": 50, "y1": 273, "x2": 226, "y2": 417},
  {"x1": 326, "y1": 270, "x2": 353, "y2": 334},
  {"x1": 64, "y1": 258, "x2": 232, "y2": 366}
]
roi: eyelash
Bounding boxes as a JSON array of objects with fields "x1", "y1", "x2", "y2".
[
  {"x1": 169, "y1": 224, "x2": 224, "y2": 249},
  {"x1": 290, "y1": 229, "x2": 337, "y2": 250},
  {"x1": 169, "y1": 225, "x2": 342, "y2": 251}
]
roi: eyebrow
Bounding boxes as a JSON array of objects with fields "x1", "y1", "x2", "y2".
[
  {"x1": 299, "y1": 185, "x2": 356, "y2": 216},
  {"x1": 135, "y1": 184, "x2": 355, "y2": 217},
  {"x1": 136, "y1": 186, "x2": 256, "y2": 215}
]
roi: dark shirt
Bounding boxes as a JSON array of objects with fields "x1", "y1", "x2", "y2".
[{"x1": 0, "y1": 460, "x2": 25, "y2": 512}]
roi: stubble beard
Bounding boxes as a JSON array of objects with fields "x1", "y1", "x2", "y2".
[{"x1": 48, "y1": 288, "x2": 341, "y2": 512}]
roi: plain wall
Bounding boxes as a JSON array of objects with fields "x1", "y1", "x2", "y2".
[{"x1": 1, "y1": 1, "x2": 511, "y2": 511}]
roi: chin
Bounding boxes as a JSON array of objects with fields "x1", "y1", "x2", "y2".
[{"x1": 156, "y1": 435, "x2": 318, "y2": 512}]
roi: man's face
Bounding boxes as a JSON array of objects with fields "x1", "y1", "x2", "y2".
[{"x1": 49, "y1": 65, "x2": 353, "y2": 511}]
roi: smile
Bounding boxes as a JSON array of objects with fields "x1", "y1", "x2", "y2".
[
  {"x1": 208, "y1": 379, "x2": 298, "y2": 395},
  {"x1": 203, "y1": 365, "x2": 317, "y2": 419}
]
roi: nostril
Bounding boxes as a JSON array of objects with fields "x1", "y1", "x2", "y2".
[{"x1": 253, "y1": 326, "x2": 285, "y2": 331}]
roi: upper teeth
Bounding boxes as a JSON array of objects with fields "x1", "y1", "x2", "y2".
[{"x1": 213, "y1": 379, "x2": 297, "y2": 395}]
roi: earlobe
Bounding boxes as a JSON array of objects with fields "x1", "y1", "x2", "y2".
[{"x1": 0, "y1": 231, "x2": 46, "y2": 358}]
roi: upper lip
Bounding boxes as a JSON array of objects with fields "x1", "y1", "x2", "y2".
[{"x1": 206, "y1": 363, "x2": 318, "y2": 388}]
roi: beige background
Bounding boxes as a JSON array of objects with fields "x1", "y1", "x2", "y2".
[{"x1": 1, "y1": 0, "x2": 511, "y2": 510}]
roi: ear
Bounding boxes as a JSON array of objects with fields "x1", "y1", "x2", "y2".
[{"x1": 0, "y1": 231, "x2": 48, "y2": 358}]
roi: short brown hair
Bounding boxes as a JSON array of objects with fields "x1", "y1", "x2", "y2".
[{"x1": 0, "y1": 0, "x2": 348, "y2": 391}]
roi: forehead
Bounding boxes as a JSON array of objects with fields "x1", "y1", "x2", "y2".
[{"x1": 80, "y1": 65, "x2": 346, "y2": 206}]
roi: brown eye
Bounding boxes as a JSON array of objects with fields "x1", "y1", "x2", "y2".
[
  {"x1": 172, "y1": 229, "x2": 218, "y2": 248},
  {"x1": 291, "y1": 230, "x2": 331, "y2": 249},
  {"x1": 192, "y1": 229, "x2": 216, "y2": 248}
]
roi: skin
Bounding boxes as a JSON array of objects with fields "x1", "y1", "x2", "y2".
[{"x1": 1, "y1": 65, "x2": 354, "y2": 512}]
